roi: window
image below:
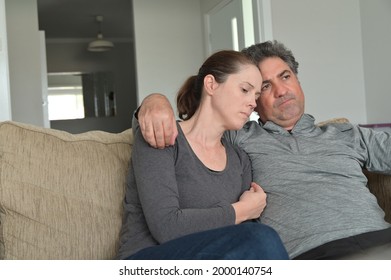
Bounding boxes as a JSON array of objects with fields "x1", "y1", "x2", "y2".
[{"x1": 47, "y1": 73, "x2": 85, "y2": 120}]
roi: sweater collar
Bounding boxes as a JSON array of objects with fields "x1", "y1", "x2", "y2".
[{"x1": 258, "y1": 114, "x2": 317, "y2": 135}]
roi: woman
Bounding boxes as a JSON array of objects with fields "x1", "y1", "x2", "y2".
[{"x1": 117, "y1": 50, "x2": 288, "y2": 260}]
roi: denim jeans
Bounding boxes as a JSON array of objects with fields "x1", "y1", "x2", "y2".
[{"x1": 126, "y1": 223, "x2": 288, "y2": 260}]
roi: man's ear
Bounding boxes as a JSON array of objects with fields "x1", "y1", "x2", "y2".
[{"x1": 204, "y1": 74, "x2": 218, "y2": 95}]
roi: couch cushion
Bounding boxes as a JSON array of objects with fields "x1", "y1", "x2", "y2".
[{"x1": 0, "y1": 121, "x2": 132, "y2": 259}]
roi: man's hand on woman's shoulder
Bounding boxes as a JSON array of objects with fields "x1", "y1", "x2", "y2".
[{"x1": 138, "y1": 93, "x2": 178, "y2": 149}]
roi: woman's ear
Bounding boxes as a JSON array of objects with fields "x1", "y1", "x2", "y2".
[{"x1": 204, "y1": 74, "x2": 218, "y2": 96}]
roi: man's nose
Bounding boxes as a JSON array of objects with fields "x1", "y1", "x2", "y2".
[{"x1": 273, "y1": 82, "x2": 288, "y2": 97}]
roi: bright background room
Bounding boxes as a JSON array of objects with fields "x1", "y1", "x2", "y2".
[{"x1": 0, "y1": 0, "x2": 390, "y2": 133}]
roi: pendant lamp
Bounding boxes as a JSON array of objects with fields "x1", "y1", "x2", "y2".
[{"x1": 87, "y1": 15, "x2": 114, "y2": 52}]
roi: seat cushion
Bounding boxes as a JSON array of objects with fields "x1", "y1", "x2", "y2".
[{"x1": 0, "y1": 121, "x2": 132, "y2": 259}]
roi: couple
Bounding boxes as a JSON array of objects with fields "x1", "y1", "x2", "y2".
[{"x1": 118, "y1": 41, "x2": 391, "y2": 260}]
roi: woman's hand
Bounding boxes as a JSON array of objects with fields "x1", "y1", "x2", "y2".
[{"x1": 232, "y1": 182, "x2": 267, "y2": 224}]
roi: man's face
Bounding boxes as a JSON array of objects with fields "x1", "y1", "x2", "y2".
[{"x1": 256, "y1": 57, "x2": 305, "y2": 130}]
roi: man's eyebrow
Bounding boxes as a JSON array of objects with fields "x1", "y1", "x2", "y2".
[
  {"x1": 278, "y1": 69, "x2": 291, "y2": 78},
  {"x1": 262, "y1": 79, "x2": 270, "y2": 85},
  {"x1": 262, "y1": 69, "x2": 292, "y2": 85}
]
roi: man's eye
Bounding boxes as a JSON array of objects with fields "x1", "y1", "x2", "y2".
[
  {"x1": 282, "y1": 74, "x2": 290, "y2": 80},
  {"x1": 261, "y1": 84, "x2": 270, "y2": 92}
]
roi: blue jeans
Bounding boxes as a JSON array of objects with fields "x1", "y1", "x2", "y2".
[{"x1": 126, "y1": 223, "x2": 288, "y2": 260}]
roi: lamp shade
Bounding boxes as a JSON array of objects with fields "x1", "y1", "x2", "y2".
[{"x1": 87, "y1": 33, "x2": 114, "y2": 52}]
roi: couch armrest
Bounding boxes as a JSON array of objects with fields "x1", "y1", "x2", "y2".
[
  {"x1": 364, "y1": 170, "x2": 391, "y2": 223},
  {"x1": 317, "y1": 118, "x2": 391, "y2": 224}
]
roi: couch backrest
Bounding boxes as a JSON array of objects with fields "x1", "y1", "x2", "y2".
[{"x1": 0, "y1": 121, "x2": 133, "y2": 259}]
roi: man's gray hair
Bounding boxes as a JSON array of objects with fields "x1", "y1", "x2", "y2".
[{"x1": 241, "y1": 40, "x2": 299, "y2": 74}]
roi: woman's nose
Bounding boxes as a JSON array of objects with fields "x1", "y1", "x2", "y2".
[{"x1": 249, "y1": 94, "x2": 257, "y2": 109}]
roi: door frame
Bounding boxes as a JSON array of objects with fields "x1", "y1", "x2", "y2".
[
  {"x1": 203, "y1": 0, "x2": 273, "y2": 56},
  {"x1": 0, "y1": 0, "x2": 12, "y2": 121}
]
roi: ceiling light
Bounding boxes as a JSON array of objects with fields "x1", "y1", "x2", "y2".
[{"x1": 87, "y1": 15, "x2": 114, "y2": 52}]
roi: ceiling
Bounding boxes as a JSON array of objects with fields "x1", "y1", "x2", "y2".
[{"x1": 37, "y1": 0, "x2": 134, "y2": 40}]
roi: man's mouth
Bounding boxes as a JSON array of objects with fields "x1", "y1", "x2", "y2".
[{"x1": 276, "y1": 95, "x2": 295, "y2": 107}]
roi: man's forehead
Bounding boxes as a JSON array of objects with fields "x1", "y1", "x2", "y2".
[{"x1": 258, "y1": 57, "x2": 290, "y2": 78}]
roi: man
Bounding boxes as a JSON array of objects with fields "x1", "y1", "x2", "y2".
[{"x1": 135, "y1": 41, "x2": 391, "y2": 259}]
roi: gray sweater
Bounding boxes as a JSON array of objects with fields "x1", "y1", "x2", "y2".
[
  {"x1": 117, "y1": 122, "x2": 253, "y2": 259},
  {"x1": 225, "y1": 114, "x2": 391, "y2": 258}
]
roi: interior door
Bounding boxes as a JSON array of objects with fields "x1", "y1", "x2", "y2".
[
  {"x1": 207, "y1": 0, "x2": 246, "y2": 54},
  {"x1": 204, "y1": 0, "x2": 272, "y2": 55}
]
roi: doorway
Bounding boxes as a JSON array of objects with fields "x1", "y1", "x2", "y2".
[
  {"x1": 204, "y1": 0, "x2": 272, "y2": 56},
  {"x1": 37, "y1": 0, "x2": 137, "y2": 133}
]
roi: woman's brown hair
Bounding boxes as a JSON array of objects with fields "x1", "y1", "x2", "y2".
[{"x1": 176, "y1": 50, "x2": 256, "y2": 120}]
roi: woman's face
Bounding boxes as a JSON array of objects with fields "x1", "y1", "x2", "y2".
[{"x1": 212, "y1": 64, "x2": 263, "y2": 130}]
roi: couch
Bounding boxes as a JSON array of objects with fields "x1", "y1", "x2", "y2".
[{"x1": 0, "y1": 120, "x2": 390, "y2": 260}]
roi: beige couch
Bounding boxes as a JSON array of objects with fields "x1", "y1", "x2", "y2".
[
  {"x1": 0, "y1": 120, "x2": 390, "y2": 259},
  {"x1": 0, "y1": 121, "x2": 132, "y2": 259}
]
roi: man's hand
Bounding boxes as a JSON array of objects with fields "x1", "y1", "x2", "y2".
[{"x1": 138, "y1": 94, "x2": 178, "y2": 149}]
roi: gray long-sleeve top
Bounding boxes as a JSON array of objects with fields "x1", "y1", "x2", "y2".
[
  {"x1": 117, "y1": 122, "x2": 252, "y2": 259},
  {"x1": 225, "y1": 113, "x2": 391, "y2": 258}
]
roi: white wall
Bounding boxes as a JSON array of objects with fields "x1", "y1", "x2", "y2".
[
  {"x1": 200, "y1": 0, "x2": 224, "y2": 11},
  {"x1": 270, "y1": 0, "x2": 367, "y2": 124},
  {"x1": 199, "y1": 0, "x2": 378, "y2": 125},
  {"x1": 2, "y1": 0, "x2": 389, "y2": 127},
  {"x1": 132, "y1": 0, "x2": 205, "y2": 114},
  {"x1": 360, "y1": 0, "x2": 391, "y2": 124},
  {"x1": 201, "y1": 0, "x2": 390, "y2": 125},
  {"x1": 5, "y1": 0, "x2": 45, "y2": 126},
  {"x1": 0, "y1": 0, "x2": 11, "y2": 121}
]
